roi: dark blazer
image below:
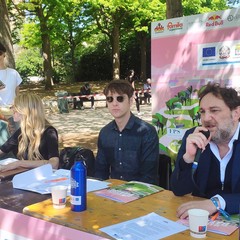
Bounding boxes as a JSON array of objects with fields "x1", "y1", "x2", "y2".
[{"x1": 170, "y1": 127, "x2": 240, "y2": 214}]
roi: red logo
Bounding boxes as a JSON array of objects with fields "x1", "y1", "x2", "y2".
[
  {"x1": 206, "y1": 14, "x2": 223, "y2": 27},
  {"x1": 208, "y1": 15, "x2": 221, "y2": 21},
  {"x1": 154, "y1": 23, "x2": 164, "y2": 33}
]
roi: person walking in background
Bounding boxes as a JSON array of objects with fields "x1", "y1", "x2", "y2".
[
  {"x1": 0, "y1": 42, "x2": 22, "y2": 135},
  {"x1": 95, "y1": 80, "x2": 159, "y2": 184},
  {"x1": 0, "y1": 92, "x2": 59, "y2": 172},
  {"x1": 143, "y1": 78, "x2": 151, "y2": 105},
  {"x1": 125, "y1": 69, "x2": 141, "y2": 115},
  {"x1": 171, "y1": 82, "x2": 240, "y2": 217}
]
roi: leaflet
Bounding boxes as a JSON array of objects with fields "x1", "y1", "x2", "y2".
[{"x1": 12, "y1": 164, "x2": 110, "y2": 194}]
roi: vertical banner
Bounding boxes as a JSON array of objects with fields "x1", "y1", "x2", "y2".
[{"x1": 151, "y1": 8, "x2": 240, "y2": 160}]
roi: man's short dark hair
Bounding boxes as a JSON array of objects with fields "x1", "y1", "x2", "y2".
[
  {"x1": 103, "y1": 80, "x2": 134, "y2": 98},
  {"x1": 199, "y1": 82, "x2": 240, "y2": 110},
  {"x1": 0, "y1": 42, "x2": 6, "y2": 53}
]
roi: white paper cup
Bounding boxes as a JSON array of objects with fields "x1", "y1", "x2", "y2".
[
  {"x1": 51, "y1": 185, "x2": 68, "y2": 209},
  {"x1": 188, "y1": 209, "x2": 209, "y2": 238}
]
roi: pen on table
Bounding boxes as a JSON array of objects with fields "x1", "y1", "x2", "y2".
[
  {"x1": 44, "y1": 177, "x2": 68, "y2": 183},
  {"x1": 210, "y1": 211, "x2": 219, "y2": 221}
]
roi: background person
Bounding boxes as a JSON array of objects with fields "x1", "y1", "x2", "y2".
[
  {"x1": 143, "y1": 78, "x2": 151, "y2": 104},
  {"x1": 0, "y1": 92, "x2": 59, "y2": 172},
  {"x1": 94, "y1": 80, "x2": 159, "y2": 184},
  {"x1": 0, "y1": 42, "x2": 22, "y2": 135},
  {"x1": 125, "y1": 69, "x2": 141, "y2": 115},
  {"x1": 170, "y1": 82, "x2": 240, "y2": 218},
  {"x1": 73, "y1": 83, "x2": 95, "y2": 110}
]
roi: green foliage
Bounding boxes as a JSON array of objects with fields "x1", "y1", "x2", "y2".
[
  {"x1": 19, "y1": 22, "x2": 41, "y2": 47},
  {"x1": 183, "y1": 0, "x2": 228, "y2": 15},
  {"x1": 11, "y1": 0, "x2": 230, "y2": 84},
  {"x1": 77, "y1": 39, "x2": 112, "y2": 81},
  {"x1": 15, "y1": 48, "x2": 43, "y2": 82}
]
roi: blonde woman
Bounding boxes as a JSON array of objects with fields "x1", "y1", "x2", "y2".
[{"x1": 0, "y1": 93, "x2": 59, "y2": 172}]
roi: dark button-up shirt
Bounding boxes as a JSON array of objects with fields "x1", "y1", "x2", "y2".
[{"x1": 95, "y1": 114, "x2": 159, "y2": 184}]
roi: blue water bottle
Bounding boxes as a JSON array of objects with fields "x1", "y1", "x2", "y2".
[{"x1": 70, "y1": 155, "x2": 87, "y2": 212}]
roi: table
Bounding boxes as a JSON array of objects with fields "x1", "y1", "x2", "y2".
[
  {"x1": 22, "y1": 179, "x2": 239, "y2": 240},
  {"x1": 0, "y1": 180, "x2": 49, "y2": 213}
]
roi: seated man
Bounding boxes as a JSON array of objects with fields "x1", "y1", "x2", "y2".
[
  {"x1": 94, "y1": 80, "x2": 159, "y2": 185},
  {"x1": 170, "y1": 82, "x2": 240, "y2": 218},
  {"x1": 73, "y1": 83, "x2": 95, "y2": 110},
  {"x1": 143, "y1": 78, "x2": 151, "y2": 104}
]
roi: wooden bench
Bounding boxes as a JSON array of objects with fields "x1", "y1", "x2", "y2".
[{"x1": 136, "y1": 89, "x2": 151, "y2": 105}]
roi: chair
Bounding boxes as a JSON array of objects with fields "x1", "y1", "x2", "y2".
[{"x1": 158, "y1": 154, "x2": 172, "y2": 190}]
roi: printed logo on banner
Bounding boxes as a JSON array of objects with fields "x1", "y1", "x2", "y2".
[
  {"x1": 167, "y1": 21, "x2": 183, "y2": 31},
  {"x1": 202, "y1": 47, "x2": 216, "y2": 57},
  {"x1": 235, "y1": 44, "x2": 240, "y2": 56},
  {"x1": 219, "y1": 46, "x2": 230, "y2": 59},
  {"x1": 154, "y1": 23, "x2": 165, "y2": 33},
  {"x1": 206, "y1": 14, "x2": 223, "y2": 27}
]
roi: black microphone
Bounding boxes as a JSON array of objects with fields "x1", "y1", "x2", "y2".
[{"x1": 194, "y1": 130, "x2": 210, "y2": 164}]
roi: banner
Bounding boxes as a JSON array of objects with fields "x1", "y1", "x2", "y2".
[{"x1": 151, "y1": 8, "x2": 240, "y2": 159}]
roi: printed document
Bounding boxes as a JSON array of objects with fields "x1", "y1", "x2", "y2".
[{"x1": 100, "y1": 212, "x2": 188, "y2": 240}]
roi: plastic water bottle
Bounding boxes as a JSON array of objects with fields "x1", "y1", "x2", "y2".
[{"x1": 70, "y1": 156, "x2": 87, "y2": 212}]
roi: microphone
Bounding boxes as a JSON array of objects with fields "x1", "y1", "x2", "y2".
[{"x1": 194, "y1": 130, "x2": 210, "y2": 164}]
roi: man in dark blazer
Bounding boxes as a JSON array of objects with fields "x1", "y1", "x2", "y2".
[{"x1": 171, "y1": 82, "x2": 240, "y2": 218}]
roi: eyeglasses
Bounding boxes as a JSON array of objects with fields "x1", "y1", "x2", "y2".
[{"x1": 106, "y1": 96, "x2": 125, "y2": 103}]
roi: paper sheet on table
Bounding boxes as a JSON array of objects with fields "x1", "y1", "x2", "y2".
[
  {"x1": 12, "y1": 164, "x2": 110, "y2": 194},
  {"x1": 100, "y1": 212, "x2": 188, "y2": 240}
]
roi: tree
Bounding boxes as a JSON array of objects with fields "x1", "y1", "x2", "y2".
[
  {"x1": 127, "y1": 0, "x2": 165, "y2": 80},
  {"x1": 13, "y1": 0, "x2": 72, "y2": 89},
  {"x1": 0, "y1": 0, "x2": 15, "y2": 67},
  {"x1": 85, "y1": 0, "x2": 134, "y2": 80},
  {"x1": 166, "y1": 0, "x2": 183, "y2": 19}
]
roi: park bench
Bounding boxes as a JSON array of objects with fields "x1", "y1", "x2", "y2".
[
  {"x1": 67, "y1": 92, "x2": 107, "y2": 108},
  {"x1": 136, "y1": 89, "x2": 151, "y2": 105}
]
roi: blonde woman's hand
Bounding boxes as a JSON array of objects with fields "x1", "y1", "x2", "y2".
[{"x1": 0, "y1": 161, "x2": 20, "y2": 172}]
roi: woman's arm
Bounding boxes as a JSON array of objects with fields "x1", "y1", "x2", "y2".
[{"x1": 0, "y1": 156, "x2": 59, "y2": 172}]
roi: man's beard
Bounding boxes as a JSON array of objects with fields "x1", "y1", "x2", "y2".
[{"x1": 210, "y1": 120, "x2": 234, "y2": 144}]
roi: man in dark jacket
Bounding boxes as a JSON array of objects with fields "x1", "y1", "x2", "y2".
[{"x1": 171, "y1": 82, "x2": 240, "y2": 219}]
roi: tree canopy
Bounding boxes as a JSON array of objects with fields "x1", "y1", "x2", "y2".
[{"x1": 1, "y1": 0, "x2": 230, "y2": 88}]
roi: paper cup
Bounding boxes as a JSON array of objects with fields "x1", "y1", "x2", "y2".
[
  {"x1": 188, "y1": 209, "x2": 209, "y2": 238},
  {"x1": 51, "y1": 185, "x2": 68, "y2": 209}
]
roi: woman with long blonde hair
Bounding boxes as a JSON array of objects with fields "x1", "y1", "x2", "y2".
[{"x1": 0, "y1": 92, "x2": 59, "y2": 172}]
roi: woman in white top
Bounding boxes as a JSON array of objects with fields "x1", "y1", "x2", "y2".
[{"x1": 0, "y1": 42, "x2": 22, "y2": 135}]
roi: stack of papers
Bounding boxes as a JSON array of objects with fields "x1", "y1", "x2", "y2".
[{"x1": 12, "y1": 164, "x2": 110, "y2": 194}]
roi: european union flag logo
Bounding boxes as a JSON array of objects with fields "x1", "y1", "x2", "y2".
[{"x1": 202, "y1": 47, "x2": 216, "y2": 57}]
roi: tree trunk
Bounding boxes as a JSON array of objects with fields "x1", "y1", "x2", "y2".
[
  {"x1": 36, "y1": 6, "x2": 53, "y2": 90},
  {"x1": 138, "y1": 31, "x2": 147, "y2": 81},
  {"x1": 111, "y1": 24, "x2": 120, "y2": 80},
  {"x1": 0, "y1": 0, "x2": 15, "y2": 68},
  {"x1": 166, "y1": 0, "x2": 183, "y2": 19}
]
